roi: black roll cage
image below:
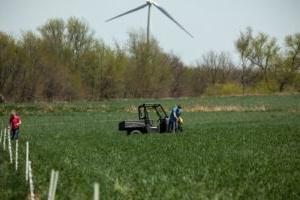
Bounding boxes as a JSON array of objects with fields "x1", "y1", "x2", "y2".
[{"x1": 138, "y1": 104, "x2": 168, "y2": 124}]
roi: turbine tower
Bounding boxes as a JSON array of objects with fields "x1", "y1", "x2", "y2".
[{"x1": 106, "y1": 0, "x2": 193, "y2": 43}]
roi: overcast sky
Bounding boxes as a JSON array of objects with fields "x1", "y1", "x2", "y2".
[{"x1": 0, "y1": 0, "x2": 300, "y2": 64}]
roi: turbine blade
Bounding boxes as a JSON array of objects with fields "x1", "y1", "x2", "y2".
[
  {"x1": 106, "y1": 3, "x2": 148, "y2": 22},
  {"x1": 153, "y1": 4, "x2": 194, "y2": 38}
]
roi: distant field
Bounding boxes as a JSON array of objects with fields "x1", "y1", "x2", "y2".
[{"x1": 0, "y1": 95, "x2": 300, "y2": 199}]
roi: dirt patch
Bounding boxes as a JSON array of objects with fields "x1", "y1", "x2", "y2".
[{"x1": 185, "y1": 105, "x2": 267, "y2": 112}]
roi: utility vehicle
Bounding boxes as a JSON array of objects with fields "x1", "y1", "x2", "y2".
[{"x1": 119, "y1": 104, "x2": 169, "y2": 135}]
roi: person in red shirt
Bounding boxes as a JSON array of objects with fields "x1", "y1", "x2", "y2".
[{"x1": 9, "y1": 110, "x2": 22, "y2": 140}]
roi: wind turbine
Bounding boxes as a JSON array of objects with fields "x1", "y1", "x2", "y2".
[{"x1": 106, "y1": 0, "x2": 193, "y2": 43}]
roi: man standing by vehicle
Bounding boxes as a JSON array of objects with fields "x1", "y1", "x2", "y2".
[
  {"x1": 168, "y1": 105, "x2": 182, "y2": 132},
  {"x1": 9, "y1": 110, "x2": 22, "y2": 140}
]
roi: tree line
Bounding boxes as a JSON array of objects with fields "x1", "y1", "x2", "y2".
[{"x1": 0, "y1": 17, "x2": 299, "y2": 102}]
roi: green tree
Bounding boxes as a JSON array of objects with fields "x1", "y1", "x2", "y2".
[
  {"x1": 235, "y1": 27, "x2": 253, "y2": 95},
  {"x1": 168, "y1": 54, "x2": 189, "y2": 97},
  {"x1": 236, "y1": 28, "x2": 280, "y2": 91},
  {"x1": 17, "y1": 31, "x2": 43, "y2": 101},
  {"x1": 125, "y1": 31, "x2": 172, "y2": 98},
  {"x1": 248, "y1": 32, "x2": 279, "y2": 86},
  {"x1": 0, "y1": 32, "x2": 18, "y2": 100},
  {"x1": 66, "y1": 17, "x2": 94, "y2": 70},
  {"x1": 39, "y1": 18, "x2": 66, "y2": 62},
  {"x1": 38, "y1": 18, "x2": 77, "y2": 100},
  {"x1": 275, "y1": 33, "x2": 300, "y2": 91},
  {"x1": 98, "y1": 44, "x2": 127, "y2": 99}
]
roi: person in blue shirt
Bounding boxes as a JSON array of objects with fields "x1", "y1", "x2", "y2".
[{"x1": 168, "y1": 105, "x2": 182, "y2": 132}]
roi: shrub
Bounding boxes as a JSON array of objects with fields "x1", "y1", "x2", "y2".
[
  {"x1": 249, "y1": 80, "x2": 278, "y2": 94},
  {"x1": 204, "y1": 82, "x2": 243, "y2": 96}
]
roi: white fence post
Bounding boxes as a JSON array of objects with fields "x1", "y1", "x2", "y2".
[
  {"x1": 52, "y1": 171, "x2": 59, "y2": 200},
  {"x1": 8, "y1": 128, "x2": 13, "y2": 163},
  {"x1": 26, "y1": 141, "x2": 29, "y2": 182},
  {"x1": 94, "y1": 182, "x2": 100, "y2": 200},
  {"x1": 48, "y1": 170, "x2": 59, "y2": 200},
  {"x1": 48, "y1": 170, "x2": 55, "y2": 200},
  {"x1": 15, "y1": 139, "x2": 18, "y2": 171},
  {"x1": 28, "y1": 161, "x2": 35, "y2": 200},
  {"x1": 0, "y1": 129, "x2": 2, "y2": 144},
  {"x1": 3, "y1": 128, "x2": 6, "y2": 150}
]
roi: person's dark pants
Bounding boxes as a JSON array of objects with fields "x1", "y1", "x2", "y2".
[
  {"x1": 11, "y1": 128, "x2": 19, "y2": 140},
  {"x1": 168, "y1": 120, "x2": 178, "y2": 132}
]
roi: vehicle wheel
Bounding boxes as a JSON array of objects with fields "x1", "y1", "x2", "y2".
[{"x1": 131, "y1": 130, "x2": 142, "y2": 134}]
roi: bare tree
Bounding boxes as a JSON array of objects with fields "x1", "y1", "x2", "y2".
[
  {"x1": 218, "y1": 52, "x2": 235, "y2": 84},
  {"x1": 199, "y1": 51, "x2": 219, "y2": 85},
  {"x1": 198, "y1": 51, "x2": 234, "y2": 85}
]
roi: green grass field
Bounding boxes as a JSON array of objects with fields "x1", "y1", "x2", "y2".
[{"x1": 1, "y1": 95, "x2": 300, "y2": 199}]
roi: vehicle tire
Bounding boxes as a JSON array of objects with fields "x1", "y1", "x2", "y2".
[{"x1": 130, "y1": 130, "x2": 142, "y2": 134}]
